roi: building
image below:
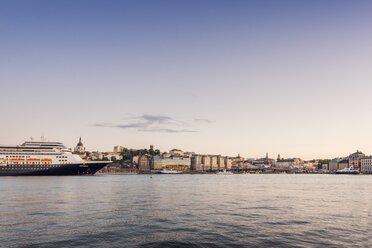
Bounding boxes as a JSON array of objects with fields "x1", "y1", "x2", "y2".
[
  {"x1": 217, "y1": 156, "x2": 225, "y2": 170},
  {"x1": 348, "y1": 150, "x2": 365, "y2": 170},
  {"x1": 74, "y1": 137, "x2": 85, "y2": 154},
  {"x1": 329, "y1": 158, "x2": 342, "y2": 172},
  {"x1": 152, "y1": 156, "x2": 191, "y2": 171},
  {"x1": 114, "y1": 146, "x2": 124, "y2": 153},
  {"x1": 202, "y1": 156, "x2": 211, "y2": 171},
  {"x1": 210, "y1": 156, "x2": 218, "y2": 171},
  {"x1": 224, "y1": 157, "x2": 232, "y2": 170},
  {"x1": 361, "y1": 156, "x2": 372, "y2": 173},
  {"x1": 191, "y1": 155, "x2": 203, "y2": 171},
  {"x1": 338, "y1": 159, "x2": 349, "y2": 170},
  {"x1": 276, "y1": 159, "x2": 295, "y2": 169},
  {"x1": 138, "y1": 154, "x2": 151, "y2": 171},
  {"x1": 169, "y1": 149, "x2": 184, "y2": 157}
]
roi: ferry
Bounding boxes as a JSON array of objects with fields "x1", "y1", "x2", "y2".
[
  {"x1": 335, "y1": 167, "x2": 360, "y2": 175},
  {"x1": 0, "y1": 140, "x2": 111, "y2": 176}
]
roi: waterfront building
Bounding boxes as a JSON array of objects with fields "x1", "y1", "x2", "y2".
[
  {"x1": 276, "y1": 159, "x2": 295, "y2": 169},
  {"x1": 138, "y1": 154, "x2": 151, "y2": 171},
  {"x1": 361, "y1": 156, "x2": 372, "y2": 173},
  {"x1": 152, "y1": 156, "x2": 191, "y2": 171},
  {"x1": 74, "y1": 137, "x2": 85, "y2": 154},
  {"x1": 202, "y1": 156, "x2": 211, "y2": 171},
  {"x1": 113, "y1": 146, "x2": 124, "y2": 153},
  {"x1": 338, "y1": 159, "x2": 349, "y2": 170},
  {"x1": 348, "y1": 150, "x2": 365, "y2": 170},
  {"x1": 329, "y1": 158, "x2": 342, "y2": 171},
  {"x1": 224, "y1": 157, "x2": 232, "y2": 170},
  {"x1": 303, "y1": 162, "x2": 318, "y2": 171},
  {"x1": 217, "y1": 156, "x2": 225, "y2": 170},
  {"x1": 191, "y1": 155, "x2": 203, "y2": 171},
  {"x1": 210, "y1": 156, "x2": 218, "y2": 171}
]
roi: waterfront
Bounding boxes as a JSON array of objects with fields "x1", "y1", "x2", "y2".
[{"x1": 0, "y1": 174, "x2": 371, "y2": 247}]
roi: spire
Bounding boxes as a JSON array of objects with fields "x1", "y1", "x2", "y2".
[{"x1": 77, "y1": 137, "x2": 83, "y2": 146}]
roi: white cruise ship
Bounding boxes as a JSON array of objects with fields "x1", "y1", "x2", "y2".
[{"x1": 0, "y1": 140, "x2": 111, "y2": 176}]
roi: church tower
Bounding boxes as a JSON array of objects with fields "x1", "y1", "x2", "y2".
[{"x1": 74, "y1": 137, "x2": 85, "y2": 154}]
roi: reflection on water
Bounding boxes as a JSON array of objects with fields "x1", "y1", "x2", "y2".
[{"x1": 0, "y1": 174, "x2": 371, "y2": 247}]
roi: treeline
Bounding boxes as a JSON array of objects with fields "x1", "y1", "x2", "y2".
[{"x1": 120, "y1": 148, "x2": 161, "y2": 162}]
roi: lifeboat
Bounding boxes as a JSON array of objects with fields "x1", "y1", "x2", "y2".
[{"x1": 41, "y1": 159, "x2": 52, "y2": 162}]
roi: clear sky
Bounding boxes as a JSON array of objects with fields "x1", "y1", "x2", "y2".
[{"x1": 1, "y1": 0, "x2": 372, "y2": 160}]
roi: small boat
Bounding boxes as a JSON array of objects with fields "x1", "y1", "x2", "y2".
[
  {"x1": 335, "y1": 167, "x2": 360, "y2": 174},
  {"x1": 159, "y1": 169, "x2": 183, "y2": 174},
  {"x1": 216, "y1": 169, "x2": 233, "y2": 175}
]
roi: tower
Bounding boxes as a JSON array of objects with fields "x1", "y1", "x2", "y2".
[{"x1": 74, "y1": 137, "x2": 85, "y2": 154}]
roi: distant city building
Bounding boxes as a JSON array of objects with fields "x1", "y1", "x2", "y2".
[
  {"x1": 276, "y1": 159, "x2": 295, "y2": 169},
  {"x1": 202, "y1": 156, "x2": 211, "y2": 171},
  {"x1": 338, "y1": 159, "x2": 349, "y2": 170},
  {"x1": 138, "y1": 154, "x2": 151, "y2": 171},
  {"x1": 348, "y1": 150, "x2": 365, "y2": 170},
  {"x1": 210, "y1": 156, "x2": 218, "y2": 171},
  {"x1": 361, "y1": 157, "x2": 372, "y2": 173},
  {"x1": 329, "y1": 158, "x2": 342, "y2": 171},
  {"x1": 132, "y1": 155, "x2": 139, "y2": 166},
  {"x1": 191, "y1": 155, "x2": 203, "y2": 171},
  {"x1": 114, "y1": 146, "x2": 124, "y2": 153},
  {"x1": 183, "y1": 152, "x2": 195, "y2": 157},
  {"x1": 153, "y1": 156, "x2": 191, "y2": 171},
  {"x1": 217, "y1": 156, "x2": 224, "y2": 170},
  {"x1": 169, "y1": 149, "x2": 184, "y2": 157},
  {"x1": 74, "y1": 137, "x2": 85, "y2": 154},
  {"x1": 224, "y1": 157, "x2": 232, "y2": 170}
]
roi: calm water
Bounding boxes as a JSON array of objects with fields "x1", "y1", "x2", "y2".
[{"x1": 0, "y1": 174, "x2": 371, "y2": 247}]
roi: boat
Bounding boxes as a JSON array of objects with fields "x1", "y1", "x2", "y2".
[
  {"x1": 0, "y1": 140, "x2": 111, "y2": 176},
  {"x1": 159, "y1": 169, "x2": 183, "y2": 174},
  {"x1": 335, "y1": 166, "x2": 360, "y2": 174},
  {"x1": 216, "y1": 169, "x2": 233, "y2": 175}
]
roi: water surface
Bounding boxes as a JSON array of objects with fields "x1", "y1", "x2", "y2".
[{"x1": 0, "y1": 174, "x2": 371, "y2": 247}]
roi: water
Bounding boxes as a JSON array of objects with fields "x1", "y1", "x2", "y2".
[{"x1": 0, "y1": 174, "x2": 371, "y2": 247}]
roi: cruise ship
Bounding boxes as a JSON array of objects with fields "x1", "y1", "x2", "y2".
[{"x1": 0, "y1": 140, "x2": 111, "y2": 176}]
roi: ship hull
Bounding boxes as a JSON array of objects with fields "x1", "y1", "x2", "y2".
[
  {"x1": 0, "y1": 162, "x2": 110, "y2": 176},
  {"x1": 335, "y1": 171, "x2": 359, "y2": 174}
]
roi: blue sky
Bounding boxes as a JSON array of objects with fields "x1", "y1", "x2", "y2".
[{"x1": 1, "y1": 0, "x2": 372, "y2": 159}]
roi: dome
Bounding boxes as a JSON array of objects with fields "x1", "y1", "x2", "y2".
[{"x1": 77, "y1": 137, "x2": 83, "y2": 147}]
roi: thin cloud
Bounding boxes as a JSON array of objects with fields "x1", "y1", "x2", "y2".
[
  {"x1": 93, "y1": 114, "x2": 200, "y2": 133},
  {"x1": 194, "y1": 118, "x2": 213, "y2": 124},
  {"x1": 139, "y1": 128, "x2": 198, "y2": 133}
]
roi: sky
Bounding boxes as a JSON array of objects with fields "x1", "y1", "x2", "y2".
[{"x1": 1, "y1": 0, "x2": 372, "y2": 160}]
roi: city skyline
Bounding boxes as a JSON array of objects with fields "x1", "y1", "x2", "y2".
[{"x1": 1, "y1": 0, "x2": 372, "y2": 160}]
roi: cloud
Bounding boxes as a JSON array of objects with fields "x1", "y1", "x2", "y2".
[
  {"x1": 139, "y1": 128, "x2": 198, "y2": 133},
  {"x1": 194, "y1": 118, "x2": 213, "y2": 124},
  {"x1": 93, "y1": 114, "x2": 200, "y2": 133}
]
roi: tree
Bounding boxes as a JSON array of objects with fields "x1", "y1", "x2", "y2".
[{"x1": 111, "y1": 156, "x2": 117, "y2": 162}]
